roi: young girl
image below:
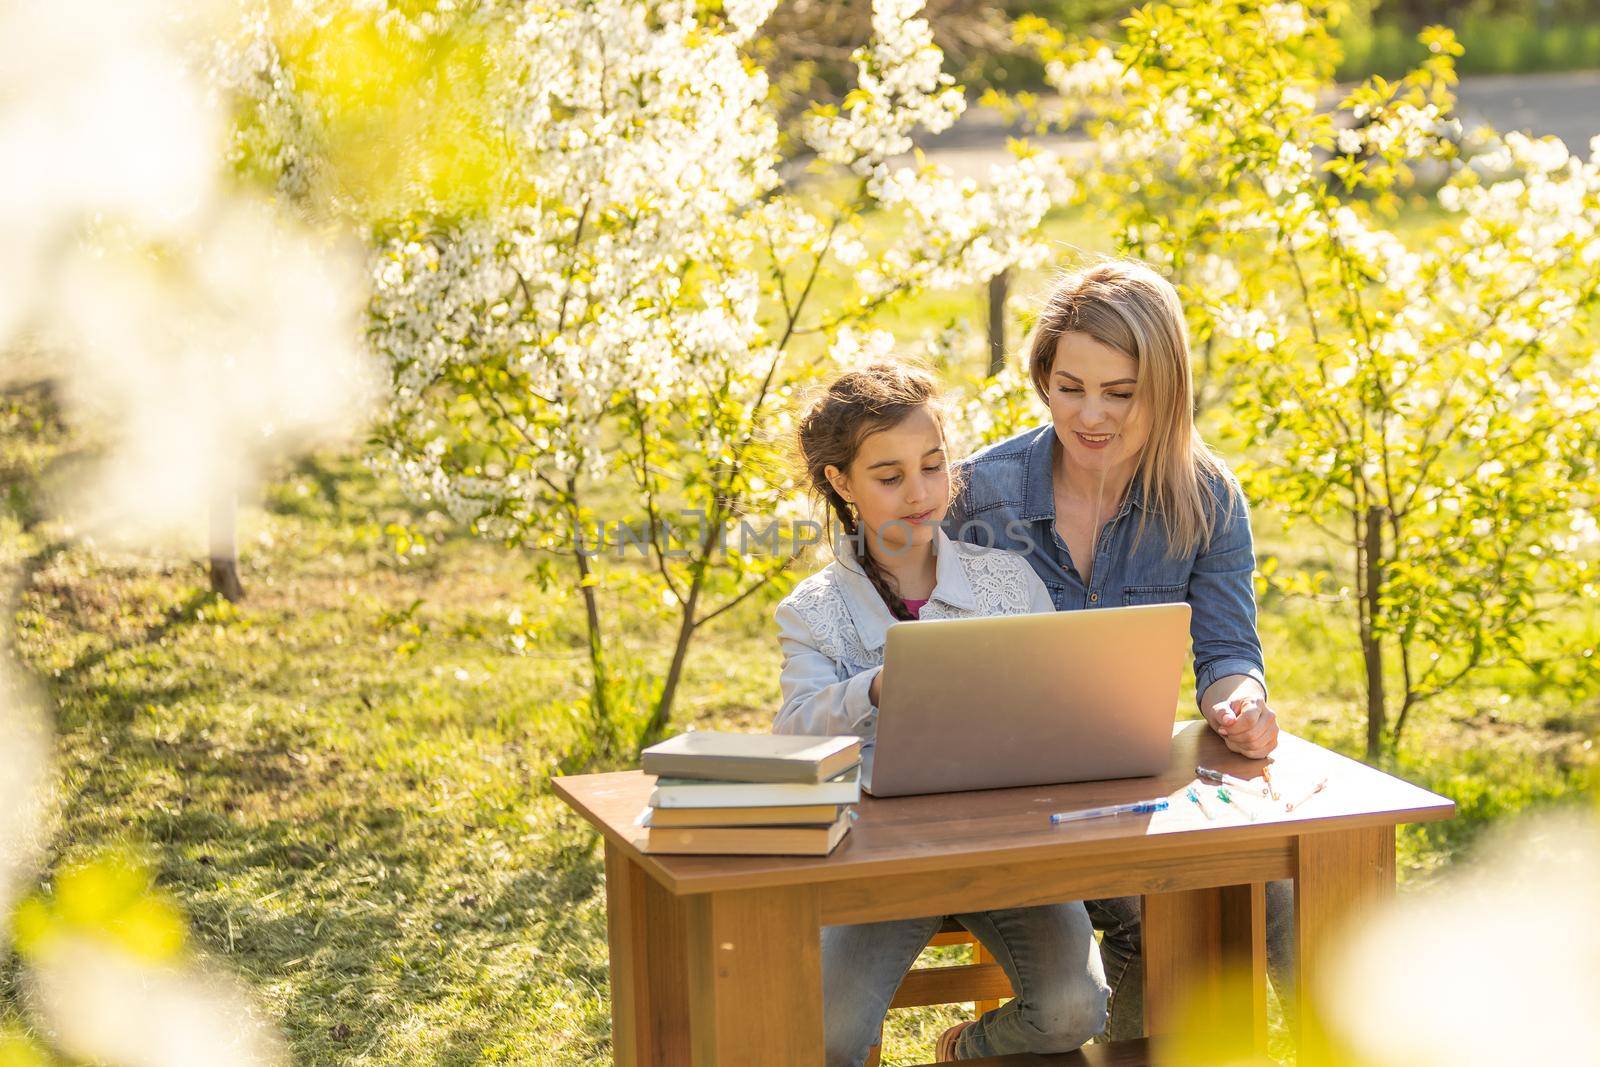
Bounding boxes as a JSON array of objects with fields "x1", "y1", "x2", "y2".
[{"x1": 771, "y1": 362, "x2": 1109, "y2": 1066}]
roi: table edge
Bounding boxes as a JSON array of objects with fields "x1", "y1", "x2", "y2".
[{"x1": 553, "y1": 775, "x2": 1454, "y2": 896}]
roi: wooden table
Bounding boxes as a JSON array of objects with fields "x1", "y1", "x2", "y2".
[{"x1": 552, "y1": 722, "x2": 1454, "y2": 1066}]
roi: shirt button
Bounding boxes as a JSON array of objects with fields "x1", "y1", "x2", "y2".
[{"x1": 1089, "y1": 592, "x2": 1099, "y2": 603}]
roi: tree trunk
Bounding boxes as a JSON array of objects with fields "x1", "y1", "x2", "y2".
[
  {"x1": 209, "y1": 485, "x2": 244, "y2": 602},
  {"x1": 1392, "y1": 693, "x2": 1417, "y2": 750},
  {"x1": 987, "y1": 269, "x2": 1010, "y2": 377},
  {"x1": 640, "y1": 512, "x2": 721, "y2": 752},
  {"x1": 1360, "y1": 505, "x2": 1386, "y2": 760},
  {"x1": 565, "y1": 477, "x2": 615, "y2": 758},
  {"x1": 641, "y1": 582, "x2": 701, "y2": 754},
  {"x1": 572, "y1": 519, "x2": 613, "y2": 754},
  {"x1": 643, "y1": 551, "x2": 796, "y2": 755}
]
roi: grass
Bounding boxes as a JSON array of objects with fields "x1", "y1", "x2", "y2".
[
  {"x1": 1338, "y1": 17, "x2": 1600, "y2": 80},
  {"x1": 2, "y1": 449, "x2": 791, "y2": 1064},
  {"x1": 5, "y1": 435, "x2": 1596, "y2": 1065},
  {"x1": 3, "y1": 189, "x2": 1598, "y2": 1062}
]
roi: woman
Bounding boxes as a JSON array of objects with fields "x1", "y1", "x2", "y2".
[
  {"x1": 943, "y1": 259, "x2": 1293, "y2": 1039},
  {"x1": 772, "y1": 362, "x2": 1110, "y2": 1065}
]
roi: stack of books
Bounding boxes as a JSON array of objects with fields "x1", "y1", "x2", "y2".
[{"x1": 636, "y1": 731, "x2": 862, "y2": 856}]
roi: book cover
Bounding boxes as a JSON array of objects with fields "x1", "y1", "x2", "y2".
[
  {"x1": 638, "y1": 802, "x2": 845, "y2": 828},
  {"x1": 640, "y1": 809, "x2": 853, "y2": 856},
  {"x1": 640, "y1": 731, "x2": 861, "y2": 784},
  {"x1": 649, "y1": 763, "x2": 861, "y2": 809}
]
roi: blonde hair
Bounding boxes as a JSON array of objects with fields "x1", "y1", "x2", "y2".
[{"x1": 1024, "y1": 259, "x2": 1237, "y2": 557}]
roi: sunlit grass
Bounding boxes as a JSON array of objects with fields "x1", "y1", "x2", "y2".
[
  {"x1": 5, "y1": 187, "x2": 1598, "y2": 1062},
  {"x1": 5, "y1": 429, "x2": 1594, "y2": 1064}
]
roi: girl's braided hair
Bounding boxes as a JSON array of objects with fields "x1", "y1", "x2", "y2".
[{"x1": 796, "y1": 362, "x2": 962, "y2": 621}]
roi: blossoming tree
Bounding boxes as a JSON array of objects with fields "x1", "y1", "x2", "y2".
[
  {"x1": 350, "y1": 0, "x2": 1059, "y2": 758},
  {"x1": 1006, "y1": 0, "x2": 1600, "y2": 756}
]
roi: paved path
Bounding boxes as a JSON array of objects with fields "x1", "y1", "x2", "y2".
[
  {"x1": 908, "y1": 70, "x2": 1600, "y2": 179},
  {"x1": 1453, "y1": 70, "x2": 1600, "y2": 153}
]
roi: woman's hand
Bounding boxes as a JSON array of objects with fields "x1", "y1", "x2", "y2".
[{"x1": 1201, "y1": 676, "x2": 1278, "y2": 759}]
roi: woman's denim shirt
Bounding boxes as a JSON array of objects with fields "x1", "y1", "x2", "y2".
[{"x1": 942, "y1": 422, "x2": 1267, "y2": 709}]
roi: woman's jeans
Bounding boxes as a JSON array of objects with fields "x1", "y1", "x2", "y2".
[
  {"x1": 821, "y1": 901, "x2": 1110, "y2": 1067},
  {"x1": 1089, "y1": 880, "x2": 1298, "y2": 1040}
]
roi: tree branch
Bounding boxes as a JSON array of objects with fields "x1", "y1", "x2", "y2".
[
  {"x1": 629, "y1": 392, "x2": 684, "y2": 603},
  {"x1": 695, "y1": 556, "x2": 803, "y2": 629}
]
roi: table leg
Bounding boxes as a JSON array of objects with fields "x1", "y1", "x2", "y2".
[
  {"x1": 1219, "y1": 882, "x2": 1269, "y2": 1052},
  {"x1": 1143, "y1": 884, "x2": 1267, "y2": 1057},
  {"x1": 605, "y1": 842, "x2": 692, "y2": 1066},
  {"x1": 1294, "y1": 827, "x2": 1395, "y2": 1062},
  {"x1": 684, "y1": 884, "x2": 824, "y2": 1067}
]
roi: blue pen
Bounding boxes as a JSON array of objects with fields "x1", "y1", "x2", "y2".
[{"x1": 1049, "y1": 798, "x2": 1169, "y2": 825}]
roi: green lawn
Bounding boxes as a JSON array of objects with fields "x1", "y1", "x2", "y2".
[
  {"x1": 3, "y1": 193, "x2": 1597, "y2": 1062},
  {"x1": 4, "y1": 435, "x2": 1595, "y2": 1064}
]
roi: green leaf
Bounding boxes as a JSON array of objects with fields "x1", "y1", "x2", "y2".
[
  {"x1": 14, "y1": 851, "x2": 188, "y2": 964},
  {"x1": 0, "y1": 1030, "x2": 50, "y2": 1067}
]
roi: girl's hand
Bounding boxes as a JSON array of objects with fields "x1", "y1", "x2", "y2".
[{"x1": 1204, "y1": 679, "x2": 1279, "y2": 759}]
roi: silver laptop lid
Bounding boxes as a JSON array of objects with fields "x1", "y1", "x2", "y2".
[{"x1": 865, "y1": 603, "x2": 1191, "y2": 797}]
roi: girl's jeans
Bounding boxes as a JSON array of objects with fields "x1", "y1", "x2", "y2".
[{"x1": 821, "y1": 900, "x2": 1110, "y2": 1067}]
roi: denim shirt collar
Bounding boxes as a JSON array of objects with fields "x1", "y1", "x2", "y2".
[
  {"x1": 1019, "y1": 422, "x2": 1149, "y2": 523},
  {"x1": 834, "y1": 525, "x2": 977, "y2": 651}
]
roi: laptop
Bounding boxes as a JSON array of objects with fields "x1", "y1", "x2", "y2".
[{"x1": 862, "y1": 602, "x2": 1190, "y2": 797}]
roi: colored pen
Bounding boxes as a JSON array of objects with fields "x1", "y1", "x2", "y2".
[
  {"x1": 1185, "y1": 785, "x2": 1218, "y2": 821},
  {"x1": 1262, "y1": 764, "x2": 1280, "y2": 801},
  {"x1": 1215, "y1": 786, "x2": 1257, "y2": 821},
  {"x1": 1049, "y1": 798, "x2": 1169, "y2": 825},
  {"x1": 1195, "y1": 765, "x2": 1270, "y2": 797},
  {"x1": 1284, "y1": 777, "x2": 1329, "y2": 812}
]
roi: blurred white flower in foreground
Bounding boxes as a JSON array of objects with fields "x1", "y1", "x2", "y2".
[
  {"x1": 28, "y1": 937, "x2": 285, "y2": 1067},
  {"x1": 0, "y1": 0, "x2": 372, "y2": 1063},
  {"x1": 0, "y1": 647, "x2": 51, "y2": 938},
  {"x1": 1, "y1": 0, "x2": 378, "y2": 548},
  {"x1": 1325, "y1": 810, "x2": 1600, "y2": 1066},
  {"x1": 0, "y1": 0, "x2": 220, "y2": 341},
  {"x1": 44, "y1": 202, "x2": 375, "y2": 547}
]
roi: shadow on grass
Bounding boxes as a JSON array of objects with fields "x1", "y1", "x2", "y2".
[
  {"x1": 47, "y1": 668, "x2": 617, "y2": 1062},
  {"x1": 49, "y1": 587, "x2": 212, "y2": 693}
]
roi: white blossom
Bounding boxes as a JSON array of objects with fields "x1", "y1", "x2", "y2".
[
  {"x1": 722, "y1": 0, "x2": 777, "y2": 43},
  {"x1": 1260, "y1": 2, "x2": 1310, "y2": 41},
  {"x1": 1046, "y1": 45, "x2": 1137, "y2": 100},
  {"x1": 341, "y1": 0, "x2": 1058, "y2": 550},
  {"x1": 827, "y1": 326, "x2": 898, "y2": 370},
  {"x1": 801, "y1": 0, "x2": 965, "y2": 174}
]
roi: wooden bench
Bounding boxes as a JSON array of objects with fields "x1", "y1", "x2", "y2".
[
  {"x1": 865, "y1": 917, "x2": 1012, "y2": 1067},
  {"x1": 893, "y1": 917, "x2": 1012, "y2": 1011}
]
